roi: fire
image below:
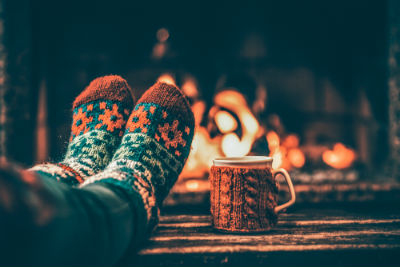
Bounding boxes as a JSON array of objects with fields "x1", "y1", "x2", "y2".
[
  {"x1": 283, "y1": 134, "x2": 300, "y2": 148},
  {"x1": 221, "y1": 133, "x2": 242, "y2": 156},
  {"x1": 215, "y1": 111, "x2": 238, "y2": 133},
  {"x1": 185, "y1": 180, "x2": 200, "y2": 191},
  {"x1": 266, "y1": 131, "x2": 284, "y2": 169},
  {"x1": 322, "y1": 143, "x2": 356, "y2": 169},
  {"x1": 288, "y1": 148, "x2": 306, "y2": 168},
  {"x1": 182, "y1": 77, "x2": 199, "y2": 99},
  {"x1": 180, "y1": 77, "x2": 222, "y2": 179},
  {"x1": 267, "y1": 131, "x2": 305, "y2": 170},
  {"x1": 191, "y1": 101, "x2": 206, "y2": 125},
  {"x1": 181, "y1": 89, "x2": 259, "y2": 177},
  {"x1": 215, "y1": 90, "x2": 259, "y2": 157},
  {"x1": 181, "y1": 126, "x2": 222, "y2": 178},
  {"x1": 157, "y1": 74, "x2": 175, "y2": 85},
  {"x1": 272, "y1": 149, "x2": 283, "y2": 169},
  {"x1": 267, "y1": 131, "x2": 280, "y2": 150},
  {"x1": 179, "y1": 81, "x2": 355, "y2": 184}
]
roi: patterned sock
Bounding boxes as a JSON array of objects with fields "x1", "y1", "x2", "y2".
[
  {"x1": 30, "y1": 75, "x2": 134, "y2": 185},
  {"x1": 81, "y1": 82, "x2": 194, "y2": 233}
]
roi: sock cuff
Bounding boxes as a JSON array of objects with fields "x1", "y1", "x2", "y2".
[
  {"x1": 137, "y1": 82, "x2": 194, "y2": 130},
  {"x1": 73, "y1": 75, "x2": 135, "y2": 109}
]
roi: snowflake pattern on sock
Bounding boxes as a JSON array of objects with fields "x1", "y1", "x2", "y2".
[{"x1": 30, "y1": 75, "x2": 134, "y2": 185}]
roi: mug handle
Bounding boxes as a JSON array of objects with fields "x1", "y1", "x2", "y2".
[{"x1": 272, "y1": 168, "x2": 296, "y2": 213}]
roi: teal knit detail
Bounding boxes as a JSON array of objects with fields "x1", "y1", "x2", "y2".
[
  {"x1": 64, "y1": 129, "x2": 120, "y2": 171},
  {"x1": 30, "y1": 99, "x2": 131, "y2": 185}
]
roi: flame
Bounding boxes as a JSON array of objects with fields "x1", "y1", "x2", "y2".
[
  {"x1": 267, "y1": 131, "x2": 280, "y2": 151},
  {"x1": 283, "y1": 134, "x2": 300, "y2": 148},
  {"x1": 215, "y1": 90, "x2": 259, "y2": 157},
  {"x1": 179, "y1": 85, "x2": 355, "y2": 187},
  {"x1": 288, "y1": 148, "x2": 306, "y2": 168},
  {"x1": 266, "y1": 131, "x2": 281, "y2": 169},
  {"x1": 214, "y1": 111, "x2": 238, "y2": 133},
  {"x1": 180, "y1": 80, "x2": 222, "y2": 179},
  {"x1": 182, "y1": 77, "x2": 199, "y2": 99},
  {"x1": 181, "y1": 89, "x2": 259, "y2": 178},
  {"x1": 191, "y1": 101, "x2": 206, "y2": 126},
  {"x1": 181, "y1": 127, "x2": 222, "y2": 178},
  {"x1": 220, "y1": 133, "x2": 240, "y2": 156},
  {"x1": 322, "y1": 143, "x2": 356, "y2": 169},
  {"x1": 157, "y1": 73, "x2": 175, "y2": 85},
  {"x1": 185, "y1": 180, "x2": 200, "y2": 191},
  {"x1": 267, "y1": 131, "x2": 305, "y2": 170}
]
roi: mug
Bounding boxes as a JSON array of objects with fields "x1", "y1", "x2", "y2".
[{"x1": 209, "y1": 156, "x2": 296, "y2": 233}]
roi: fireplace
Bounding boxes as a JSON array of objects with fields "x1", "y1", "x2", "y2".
[
  {"x1": 0, "y1": 0, "x2": 397, "y2": 207},
  {"x1": 162, "y1": 63, "x2": 391, "y2": 206}
]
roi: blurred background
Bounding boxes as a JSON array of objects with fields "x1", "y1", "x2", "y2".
[{"x1": 0, "y1": 0, "x2": 399, "y2": 206}]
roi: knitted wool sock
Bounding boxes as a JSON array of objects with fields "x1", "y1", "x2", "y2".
[
  {"x1": 81, "y1": 82, "x2": 194, "y2": 233},
  {"x1": 30, "y1": 75, "x2": 134, "y2": 185}
]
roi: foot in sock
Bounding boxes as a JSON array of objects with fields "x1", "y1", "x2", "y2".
[
  {"x1": 30, "y1": 75, "x2": 134, "y2": 185},
  {"x1": 81, "y1": 82, "x2": 194, "y2": 232}
]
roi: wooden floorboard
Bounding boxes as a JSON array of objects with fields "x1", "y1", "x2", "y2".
[{"x1": 120, "y1": 208, "x2": 400, "y2": 266}]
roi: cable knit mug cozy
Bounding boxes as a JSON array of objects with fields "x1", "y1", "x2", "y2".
[{"x1": 210, "y1": 156, "x2": 296, "y2": 233}]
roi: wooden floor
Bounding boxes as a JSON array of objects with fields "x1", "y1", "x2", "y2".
[{"x1": 122, "y1": 207, "x2": 400, "y2": 267}]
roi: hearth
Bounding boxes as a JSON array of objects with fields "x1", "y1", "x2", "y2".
[{"x1": 0, "y1": 0, "x2": 396, "y2": 207}]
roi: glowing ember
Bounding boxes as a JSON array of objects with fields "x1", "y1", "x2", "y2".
[
  {"x1": 191, "y1": 101, "x2": 206, "y2": 125},
  {"x1": 288, "y1": 148, "x2": 306, "y2": 168},
  {"x1": 182, "y1": 78, "x2": 199, "y2": 99},
  {"x1": 283, "y1": 134, "x2": 300, "y2": 148},
  {"x1": 322, "y1": 143, "x2": 356, "y2": 169},
  {"x1": 215, "y1": 111, "x2": 238, "y2": 133},
  {"x1": 185, "y1": 180, "x2": 200, "y2": 191},
  {"x1": 267, "y1": 131, "x2": 305, "y2": 170}
]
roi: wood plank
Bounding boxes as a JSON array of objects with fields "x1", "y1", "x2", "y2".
[{"x1": 120, "y1": 209, "x2": 400, "y2": 267}]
